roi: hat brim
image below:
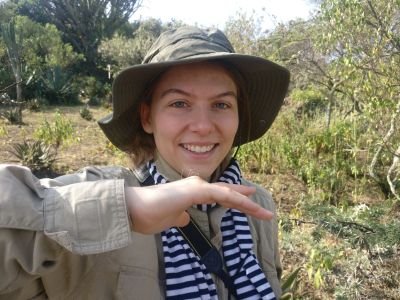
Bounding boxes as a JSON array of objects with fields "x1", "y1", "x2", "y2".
[{"x1": 98, "y1": 52, "x2": 290, "y2": 151}]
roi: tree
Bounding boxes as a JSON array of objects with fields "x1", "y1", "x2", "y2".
[
  {"x1": 1, "y1": 19, "x2": 22, "y2": 101},
  {"x1": 18, "y1": 0, "x2": 141, "y2": 77},
  {"x1": 0, "y1": 0, "x2": 18, "y2": 24},
  {"x1": 224, "y1": 11, "x2": 268, "y2": 56},
  {"x1": 1, "y1": 15, "x2": 81, "y2": 102}
]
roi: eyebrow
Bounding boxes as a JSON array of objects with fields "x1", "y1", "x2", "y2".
[{"x1": 160, "y1": 88, "x2": 237, "y2": 99}]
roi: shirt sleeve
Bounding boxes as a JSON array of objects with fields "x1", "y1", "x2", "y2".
[
  {"x1": 0, "y1": 164, "x2": 134, "y2": 297},
  {"x1": 0, "y1": 164, "x2": 132, "y2": 254}
]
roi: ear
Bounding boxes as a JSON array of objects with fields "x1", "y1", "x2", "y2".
[{"x1": 140, "y1": 103, "x2": 153, "y2": 134}]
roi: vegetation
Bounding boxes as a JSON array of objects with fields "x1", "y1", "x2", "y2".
[
  {"x1": 10, "y1": 139, "x2": 56, "y2": 171},
  {"x1": 0, "y1": 0, "x2": 399, "y2": 298},
  {"x1": 18, "y1": 0, "x2": 141, "y2": 76},
  {"x1": 79, "y1": 105, "x2": 93, "y2": 121},
  {"x1": 34, "y1": 111, "x2": 74, "y2": 147}
]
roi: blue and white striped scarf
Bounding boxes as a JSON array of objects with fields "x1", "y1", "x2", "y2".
[{"x1": 147, "y1": 159, "x2": 276, "y2": 300}]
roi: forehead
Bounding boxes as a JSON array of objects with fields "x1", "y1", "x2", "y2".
[{"x1": 153, "y1": 61, "x2": 237, "y2": 89}]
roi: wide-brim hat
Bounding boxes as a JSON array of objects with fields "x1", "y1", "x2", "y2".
[{"x1": 98, "y1": 26, "x2": 290, "y2": 151}]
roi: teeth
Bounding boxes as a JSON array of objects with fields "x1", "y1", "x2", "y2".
[{"x1": 183, "y1": 144, "x2": 214, "y2": 153}]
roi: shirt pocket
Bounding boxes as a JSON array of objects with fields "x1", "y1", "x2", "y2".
[{"x1": 116, "y1": 266, "x2": 163, "y2": 300}]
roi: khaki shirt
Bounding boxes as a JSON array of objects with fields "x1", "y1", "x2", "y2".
[{"x1": 0, "y1": 160, "x2": 282, "y2": 299}]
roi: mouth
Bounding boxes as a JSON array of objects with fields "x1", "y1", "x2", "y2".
[{"x1": 181, "y1": 144, "x2": 217, "y2": 153}]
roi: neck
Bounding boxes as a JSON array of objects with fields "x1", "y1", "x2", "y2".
[{"x1": 153, "y1": 152, "x2": 233, "y2": 183}]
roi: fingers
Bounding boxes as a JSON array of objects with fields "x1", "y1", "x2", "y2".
[
  {"x1": 174, "y1": 211, "x2": 190, "y2": 227},
  {"x1": 214, "y1": 182, "x2": 256, "y2": 196},
  {"x1": 189, "y1": 180, "x2": 274, "y2": 220}
]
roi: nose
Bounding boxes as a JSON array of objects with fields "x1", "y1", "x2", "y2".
[{"x1": 188, "y1": 107, "x2": 214, "y2": 135}]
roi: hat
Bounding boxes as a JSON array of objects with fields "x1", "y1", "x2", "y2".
[{"x1": 98, "y1": 26, "x2": 290, "y2": 151}]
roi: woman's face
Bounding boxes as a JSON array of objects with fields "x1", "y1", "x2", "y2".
[{"x1": 141, "y1": 62, "x2": 239, "y2": 179}]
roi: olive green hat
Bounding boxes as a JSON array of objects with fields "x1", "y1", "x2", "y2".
[{"x1": 98, "y1": 26, "x2": 290, "y2": 151}]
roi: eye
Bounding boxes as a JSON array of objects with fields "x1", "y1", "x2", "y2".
[
  {"x1": 214, "y1": 102, "x2": 230, "y2": 109},
  {"x1": 170, "y1": 100, "x2": 188, "y2": 108}
]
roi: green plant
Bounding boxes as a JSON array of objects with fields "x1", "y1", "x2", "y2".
[
  {"x1": 37, "y1": 66, "x2": 79, "y2": 105},
  {"x1": 26, "y1": 99, "x2": 42, "y2": 111},
  {"x1": 10, "y1": 139, "x2": 57, "y2": 171},
  {"x1": 76, "y1": 76, "x2": 111, "y2": 106},
  {"x1": 34, "y1": 111, "x2": 74, "y2": 147},
  {"x1": 306, "y1": 245, "x2": 337, "y2": 289},
  {"x1": 280, "y1": 267, "x2": 302, "y2": 299},
  {"x1": 2, "y1": 107, "x2": 23, "y2": 124},
  {"x1": 0, "y1": 124, "x2": 7, "y2": 137},
  {"x1": 79, "y1": 105, "x2": 93, "y2": 121}
]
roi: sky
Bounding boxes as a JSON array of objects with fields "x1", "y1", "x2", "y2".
[{"x1": 133, "y1": 0, "x2": 316, "y2": 31}]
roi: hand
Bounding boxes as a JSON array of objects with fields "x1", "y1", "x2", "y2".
[{"x1": 125, "y1": 176, "x2": 273, "y2": 234}]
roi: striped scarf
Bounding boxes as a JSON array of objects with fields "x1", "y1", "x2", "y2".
[{"x1": 147, "y1": 159, "x2": 276, "y2": 300}]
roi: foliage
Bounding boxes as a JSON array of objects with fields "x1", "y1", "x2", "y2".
[
  {"x1": 0, "y1": 15, "x2": 81, "y2": 101},
  {"x1": 224, "y1": 10, "x2": 268, "y2": 55},
  {"x1": 18, "y1": 0, "x2": 141, "y2": 76},
  {"x1": 9, "y1": 139, "x2": 57, "y2": 171},
  {"x1": 2, "y1": 106, "x2": 22, "y2": 123},
  {"x1": 79, "y1": 105, "x2": 93, "y2": 121},
  {"x1": 0, "y1": 92, "x2": 23, "y2": 124},
  {"x1": 75, "y1": 76, "x2": 111, "y2": 105},
  {"x1": 14, "y1": 15, "x2": 82, "y2": 71},
  {"x1": 35, "y1": 66, "x2": 79, "y2": 105},
  {"x1": 25, "y1": 98, "x2": 42, "y2": 111},
  {"x1": 0, "y1": 18, "x2": 22, "y2": 100},
  {"x1": 0, "y1": 0, "x2": 18, "y2": 24},
  {"x1": 290, "y1": 87, "x2": 326, "y2": 118},
  {"x1": 0, "y1": 123, "x2": 7, "y2": 137},
  {"x1": 280, "y1": 267, "x2": 301, "y2": 300},
  {"x1": 34, "y1": 111, "x2": 74, "y2": 147}
]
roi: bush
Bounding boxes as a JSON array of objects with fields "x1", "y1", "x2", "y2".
[
  {"x1": 0, "y1": 124, "x2": 7, "y2": 137},
  {"x1": 2, "y1": 107, "x2": 23, "y2": 124},
  {"x1": 74, "y1": 76, "x2": 111, "y2": 106},
  {"x1": 26, "y1": 98, "x2": 43, "y2": 111},
  {"x1": 34, "y1": 111, "x2": 74, "y2": 147},
  {"x1": 291, "y1": 87, "x2": 326, "y2": 118},
  {"x1": 36, "y1": 66, "x2": 79, "y2": 105},
  {"x1": 10, "y1": 139, "x2": 57, "y2": 171},
  {"x1": 79, "y1": 105, "x2": 93, "y2": 121}
]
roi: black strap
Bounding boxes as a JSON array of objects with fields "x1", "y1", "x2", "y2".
[
  {"x1": 139, "y1": 174, "x2": 237, "y2": 297},
  {"x1": 177, "y1": 218, "x2": 237, "y2": 298}
]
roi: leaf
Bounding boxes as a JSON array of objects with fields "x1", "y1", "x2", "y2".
[{"x1": 281, "y1": 267, "x2": 302, "y2": 292}]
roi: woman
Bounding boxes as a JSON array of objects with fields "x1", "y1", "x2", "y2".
[{"x1": 0, "y1": 26, "x2": 289, "y2": 299}]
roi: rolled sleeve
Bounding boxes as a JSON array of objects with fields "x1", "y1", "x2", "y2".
[{"x1": 44, "y1": 179, "x2": 131, "y2": 254}]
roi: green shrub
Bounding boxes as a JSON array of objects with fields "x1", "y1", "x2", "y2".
[
  {"x1": 75, "y1": 76, "x2": 111, "y2": 106},
  {"x1": 26, "y1": 99, "x2": 43, "y2": 111},
  {"x1": 79, "y1": 105, "x2": 93, "y2": 121},
  {"x1": 34, "y1": 111, "x2": 74, "y2": 147},
  {"x1": 36, "y1": 66, "x2": 79, "y2": 105},
  {"x1": 0, "y1": 124, "x2": 7, "y2": 137},
  {"x1": 10, "y1": 139, "x2": 57, "y2": 171},
  {"x1": 291, "y1": 87, "x2": 326, "y2": 118},
  {"x1": 2, "y1": 107, "x2": 23, "y2": 124}
]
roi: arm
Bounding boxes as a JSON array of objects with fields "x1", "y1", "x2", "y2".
[
  {"x1": 0, "y1": 164, "x2": 132, "y2": 296},
  {"x1": 0, "y1": 164, "x2": 132, "y2": 253}
]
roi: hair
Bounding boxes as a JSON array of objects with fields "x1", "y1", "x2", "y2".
[{"x1": 125, "y1": 60, "x2": 251, "y2": 167}]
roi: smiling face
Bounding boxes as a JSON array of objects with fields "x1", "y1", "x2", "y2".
[{"x1": 140, "y1": 62, "x2": 239, "y2": 179}]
